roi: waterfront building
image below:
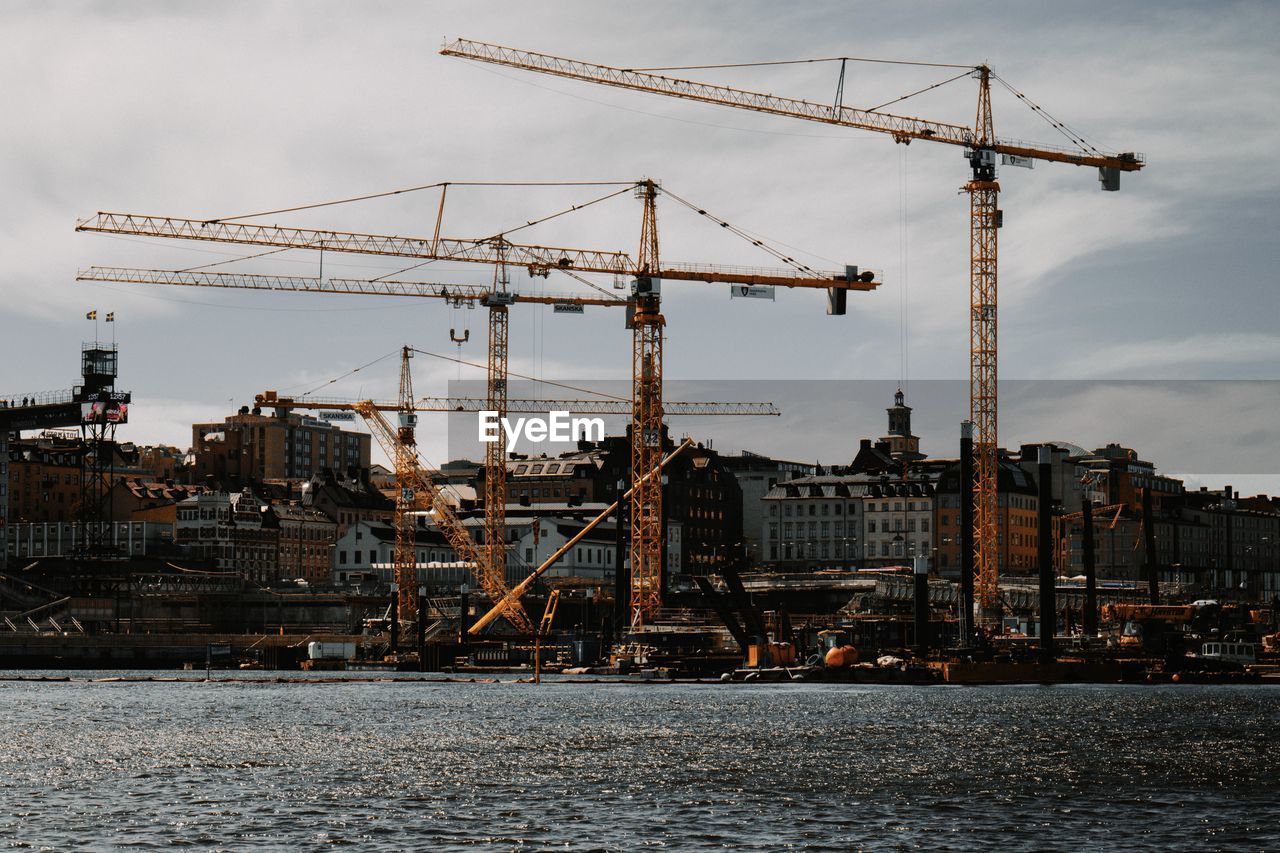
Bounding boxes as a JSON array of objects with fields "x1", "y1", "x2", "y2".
[
  {"x1": 5, "y1": 520, "x2": 172, "y2": 560},
  {"x1": 304, "y1": 468, "x2": 394, "y2": 537},
  {"x1": 6, "y1": 433, "x2": 85, "y2": 524},
  {"x1": 332, "y1": 509, "x2": 616, "y2": 591},
  {"x1": 933, "y1": 457, "x2": 1040, "y2": 578},
  {"x1": 191, "y1": 406, "x2": 371, "y2": 486},
  {"x1": 761, "y1": 475, "x2": 868, "y2": 570},
  {"x1": 760, "y1": 389, "x2": 940, "y2": 572},
  {"x1": 268, "y1": 504, "x2": 338, "y2": 586},
  {"x1": 718, "y1": 450, "x2": 816, "y2": 568}
]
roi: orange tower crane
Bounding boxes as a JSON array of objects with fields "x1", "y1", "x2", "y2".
[
  {"x1": 79, "y1": 265, "x2": 778, "y2": 630},
  {"x1": 441, "y1": 41, "x2": 1145, "y2": 624},
  {"x1": 77, "y1": 187, "x2": 877, "y2": 629},
  {"x1": 77, "y1": 264, "x2": 622, "y2": 631}
]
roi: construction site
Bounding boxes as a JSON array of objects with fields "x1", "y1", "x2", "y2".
[{"x1": 4, "y1": 37, "x2": 1278, "y2": 687}]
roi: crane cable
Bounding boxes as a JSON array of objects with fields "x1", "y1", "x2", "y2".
[
  {"x1": 285, "y1": 349, "x2": 402, "y2": 396},
  {"x1": 411, "y1": 347, "x2": 629, "y2": 402},
  {"x1": 630, "y1": 55, "x2": 972, "y2": 72},
  {"x1": 358, "y1": 184, "x2": 636, "y2": 286},
  {"x1": 866, "y1": 69, "x2": 973, "y2": 113},
  {"x1": 659, "y1": 187, "x2": 830, "y2": 277},
  {"x1": 990, "y1": 72, "x2": 1112, "y2": 158},
  {"x1": 203, "y1": 180, "x2": 637, "y2": 224},
  {"x1": 477, "y1": 184, "x2": 637, "y2": 243}
]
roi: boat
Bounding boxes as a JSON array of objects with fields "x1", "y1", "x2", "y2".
[{"x1": 1192, "y1": 640, "x2": 1257, "y2": 667}]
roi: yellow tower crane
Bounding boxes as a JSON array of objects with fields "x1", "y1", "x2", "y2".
[
  {"x1": 440, "y1": 41, "x2": 1145, "y2": 625},
  {"x1": 78, "y1": 266, "x2": 777, "y2": 632},
  {"x1": 77, "y1": 182, "x2": 878, "y2": 630}
]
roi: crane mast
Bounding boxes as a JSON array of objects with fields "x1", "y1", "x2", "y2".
[
  {"x1": 484, "y1": 251, "x2": 514, "y2": 612},
  {"x1": 967, "y1": 67, "x2": 1001, "y2": 622},
  {"x1": 630, "y1": 181, "x2": 664, "y2": 628},
  {"x1": 442, "y1": 41, "x2": 1144, "y2": 630},
  {"x1": 394, "y1": 346, "x2": 420, "y2": 624}
]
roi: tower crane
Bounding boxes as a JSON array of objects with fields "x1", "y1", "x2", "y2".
[
  {"x1": 441, "y1": 40, "x2": 1145, "y2": 625},
  {"x1": 78, "y1": 265, "x2": 780, "y2": 630},
  {"x1": 77, "y1": 182, "x2": 878, "y2": 630}
]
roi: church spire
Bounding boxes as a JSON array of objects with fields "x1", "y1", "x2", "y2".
[{"x1": 882, "y1": 388, "x2": 924, "y2": 461}]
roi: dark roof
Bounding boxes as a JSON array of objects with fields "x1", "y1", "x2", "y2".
[
  {"x1": 117, "y1": 478, "x2": 210, "y2": 503},
  {"x1": 763, "y1": 471, "x2": 939, "y2": 500},
  {"x1": 355, "y1": 522, "x2": 450, "y2": 546},
  {"x1": 310, "y1": 474, "x2": 394, "y2": 512},
  {"x1": 269, "y1": 505, "x2": 337, "y2": 525},
  {"x1": 937, "y1": 459, "x2": 1038, "y2": 495}
]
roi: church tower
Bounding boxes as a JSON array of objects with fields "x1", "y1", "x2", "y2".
[{"x1": 881, "y1": 388, "x2": 924, "y2": 461}]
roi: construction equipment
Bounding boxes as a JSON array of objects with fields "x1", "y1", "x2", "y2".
[
  {"x1": 80, "y1": 265, "x2": 777, "y2": 630},
  {"x1": 469, "y1": 438, "x2": 695, "y2": 636},
  {"x1": 356, "y1": 382, "x2": 534, "y2": 633},
  {"x1": 1052, "y1": 503, "x2": 1125, "y2": 574},
  {"x1": 622, "y1": 180, "x2": 875, "y2": 631},
  {"x1": 533, "y1": 589, "x2": 561, "y2": 683},
  {"x1": 258, "y1": 391, "x2": 779, "y2": 417},
  {"x1": 440, "y1": 39, "x2": 1144, "y2": 628},
  {"x1": 78, "y1": 182, "x2": 877, "y2": 632}
]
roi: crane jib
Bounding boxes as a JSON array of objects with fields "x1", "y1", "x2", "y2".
[{"x1": 441, "y1": 39, "x2": 1144, "y2": 173}]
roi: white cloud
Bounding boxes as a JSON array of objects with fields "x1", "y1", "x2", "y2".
[{"x1": 2, "y1": 1, "x2": 1276, "y2": 473}]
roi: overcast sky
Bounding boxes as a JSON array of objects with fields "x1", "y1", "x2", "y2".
[{"x1": 3, "y1": 1, "x2": 1277, "y2": 492}]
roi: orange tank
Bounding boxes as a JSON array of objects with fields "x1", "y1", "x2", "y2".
[{"x1": 824, "y1": 645, "x2": 860, "y2": 668}]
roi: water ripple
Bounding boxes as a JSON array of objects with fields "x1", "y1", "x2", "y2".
[{"x1": 0, "y1": 676, "x2": 1276, "y2": 849}]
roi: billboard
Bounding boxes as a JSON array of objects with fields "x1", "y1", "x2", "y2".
[
  {"x1": 730, "y1": 284, "x2": 775, "y2": 300},
  {"x1": 81, "y1": 400, "x2": 128, "y2": 424}
]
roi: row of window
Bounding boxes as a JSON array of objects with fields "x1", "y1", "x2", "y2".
[
  {"x1": 767, "y1": 499, "x2": 935, "y2": 518},
  {"x1": 770, "y1": 539, "x2": 930, "y2": 560}
]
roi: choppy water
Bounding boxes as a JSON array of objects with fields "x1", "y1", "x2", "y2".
[{"x1": 0, "y1": 673, "x2": 1277, "y2": 850}]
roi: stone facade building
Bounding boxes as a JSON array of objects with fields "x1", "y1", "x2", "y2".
[{"x1": 191, "y1": 407, "x2": 370, "y2": 486}]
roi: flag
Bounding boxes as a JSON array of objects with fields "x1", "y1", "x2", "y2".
[
  {"x1": 105, "y1": 313, "x2": 114, "y2": 322},
  {"x1": 86, "y1": 310, "x2": 97, "y2": 320}
]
